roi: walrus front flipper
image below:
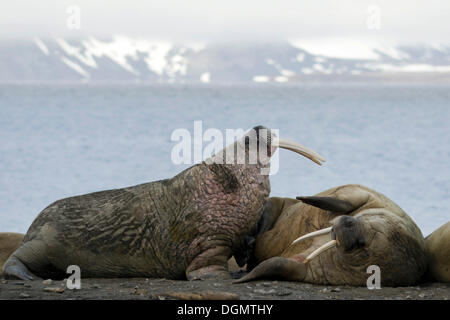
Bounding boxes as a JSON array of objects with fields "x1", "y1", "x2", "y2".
[
  {"x1": 186, "y1": 245, "x2": 232, "y2": 280},
  {"x1": 232, "y1": 257, "x2": 306, "y2": 283},
  {"x1": 296, "y1": 196, "x2": 354, "y2": 214},
  {"x1": 2, "y1": 256, "x2": 39, "y2": 280}
]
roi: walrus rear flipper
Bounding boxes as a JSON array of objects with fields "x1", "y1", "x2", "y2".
[
  {"x1": 296, "y1": 196, "x2": 354, "y2": 214},
  {"x1": 2, "y1": 256, "x2": 39, "y2": 280},
  {"x1": 232, "y1": 257, "x2": 306, "y2": 284}
]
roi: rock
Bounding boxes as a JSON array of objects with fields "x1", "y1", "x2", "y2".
[
  {"x1": 133, "y1": 288, "x2": 148, "y2": 296},
  {"x1": 253, "y1": 288, "x2": 276, "y2": 295},
  {"x1": 19, "y1": 293, "x2": 30, "y2": 299},
  {"x1": 275, "y1": 290, "x2": 292, "y2": 296},
  {"x1": 44, "y1": 287, "x2": 65, "y2": 294},
  {"x1": 42, "y1": 279, "x2": 52, "y2": 285},
  {"x1": 164, "y1": 291, "x2": 240, "y2": 300},
  {"x1": 149, "y1": 294, "x2": 166, "y2": 300},
  {"x1": 330, "y1": 288, "x2": 341, "y2": 292},
  {"x1": 1, "y1": 280, "x2": 7, "y2": 284}
]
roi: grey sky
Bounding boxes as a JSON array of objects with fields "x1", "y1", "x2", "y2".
[{"x1": 1, "y1": 0, "x2": 449, "y2": 43}]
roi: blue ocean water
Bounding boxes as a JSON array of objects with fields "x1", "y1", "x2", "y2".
[{"x1": 0, "y1": 83, "x2": 449, "y2": 236}]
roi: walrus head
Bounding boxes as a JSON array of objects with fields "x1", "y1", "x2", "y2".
[
  {"x1": 234, "y1": 190, "x2": 428, "y2": 286},
  {"x1": 206, "y1": 125, "x2": 325, "y2": 171},
  {"x1": 290, "y1": 212, "x2": 428, "y2": 286}
]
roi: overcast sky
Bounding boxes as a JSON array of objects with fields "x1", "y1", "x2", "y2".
[{"x1": 1, "y1": 0, "x2": 449, "y2": 44}]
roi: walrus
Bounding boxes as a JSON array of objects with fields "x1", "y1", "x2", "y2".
[
  {"x1": 425, "y1": 222, "x2": 450, "y2": 282},
  {"x1": 2, "y1": 126, "x2": 325, "y2": 281},
  {"x1": 234, "y1": 184, "x2": 428, "y2": 286},
  {"x1": 0, "y1": 233, "x2": 24, "y2": 277}
]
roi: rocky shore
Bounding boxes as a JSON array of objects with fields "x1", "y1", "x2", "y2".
[{"x1": 0, "y1": 277, "x2": 449, "y2": 300}]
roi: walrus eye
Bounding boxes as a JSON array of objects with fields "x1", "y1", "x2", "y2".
[
  {"x1": 343, "y1": 219, "x2": 355, "y2": 228},
  {"x1": 358, "y1": 237, "x2": 366, "y2": 247},
  {"x1": 251, "y1": 126, "x2": 271, "y2": 147}
]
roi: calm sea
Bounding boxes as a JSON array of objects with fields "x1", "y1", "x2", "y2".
[{"x1": 0, "y1": 83, "x2": 449, "y2": 236}]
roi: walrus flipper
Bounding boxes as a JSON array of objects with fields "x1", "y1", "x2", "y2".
[
  {"x1": 233, "y1": 257, "x2": 307, "y2": 283},
  {"x1": 186, "y1": 245, "x2": 233, "y2": 280},
  {"x1": 296, "y1": 196, "x2": 354, "y2": 214},
  {"x1": 2, "y1": 256, "x2": 39, "y2": 280}
]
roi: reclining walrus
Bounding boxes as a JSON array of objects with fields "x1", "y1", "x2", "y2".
[
  {"x1": 2, "y1": 126, "x2": 325, "y2": 281},
  {"x1": 425, "y1": 222, "x2": 450, "y2": 282},
  {"x1": 234, "y1": 184, "x2": 428, "y2": 286}
]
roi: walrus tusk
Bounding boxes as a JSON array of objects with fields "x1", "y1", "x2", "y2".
[
  {"x1": 276, "y1": 138, "x2": 326, "y2": 165},
  {"x1": 292, "y1": 227, "x2": 333, "y2": 245},
  {"x1": 303, "y1": 239, "x2": 337, "y2": 264}
]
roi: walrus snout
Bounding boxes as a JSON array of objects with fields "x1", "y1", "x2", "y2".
[
  {"x1": 332, "y1": 216, "x2": 366, "y2": 252},
  {"x1": 290, "y1": 215, "x2": 366, "y2": 263}
]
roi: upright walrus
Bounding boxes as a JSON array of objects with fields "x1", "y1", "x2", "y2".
[
  {"x1": 235, "y1": 184, "x2": 428, "y2": 286},
  {"x1": 2, "y1": 126, "x2": 325, "y2": 281}
]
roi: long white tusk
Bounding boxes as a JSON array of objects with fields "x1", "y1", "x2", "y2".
[
  {"x1": 275, "y1": 138, "x2": 326, "y2": 165},
  {"x1": 303, "y1": 240, "x2": 337, "y2": 264},
  {"x1": 292, "y1": 227, "x2": 333, "y2": 245}
]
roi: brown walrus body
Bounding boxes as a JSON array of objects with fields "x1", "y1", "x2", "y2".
[
  {"x1": 425, "y1": 222, "x2": 450, "y2": 282},
  {"x1": 2, "y1": 126, "x2": 324, "y2": 281},
  {"x1": 0, "y1": 233, "x2": 24, "y2": 277},
  {"x1": 235, "y1": 184, "x2": 428, "y2": 286}
]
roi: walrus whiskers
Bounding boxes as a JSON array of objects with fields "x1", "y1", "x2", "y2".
[
  {"x1": 303, "y1": 239, "x2": 337, "y2": 264},
  {"x1": 292, "y1": 227, "x2": 333, "y2": 245}
]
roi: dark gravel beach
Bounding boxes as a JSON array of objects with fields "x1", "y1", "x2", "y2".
[{"x1": 1, "y1": 277, "x2": 449, "y2": 300}]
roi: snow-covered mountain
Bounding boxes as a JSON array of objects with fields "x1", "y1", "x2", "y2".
[{"x1": 2, "y1": 36, "x2": 450, "y2": 83}]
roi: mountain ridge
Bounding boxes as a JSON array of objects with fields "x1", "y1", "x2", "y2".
[{"x1": 2, "y1": 36, "x2": 450, "y2": 84}]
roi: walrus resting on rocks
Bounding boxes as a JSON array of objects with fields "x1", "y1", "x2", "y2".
[
  {"x1": 0, "y1": 233, "x2": 24, "y2": 277},
  {"x1": 234, "y1": 185, "x2": 428, "y2": 286},
  {"x1": 425, "y1": 222, "x2": 450, "y2": 282},
  {"x1": 2, "y1": 126, "x2": 325, "y2": 281}
]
